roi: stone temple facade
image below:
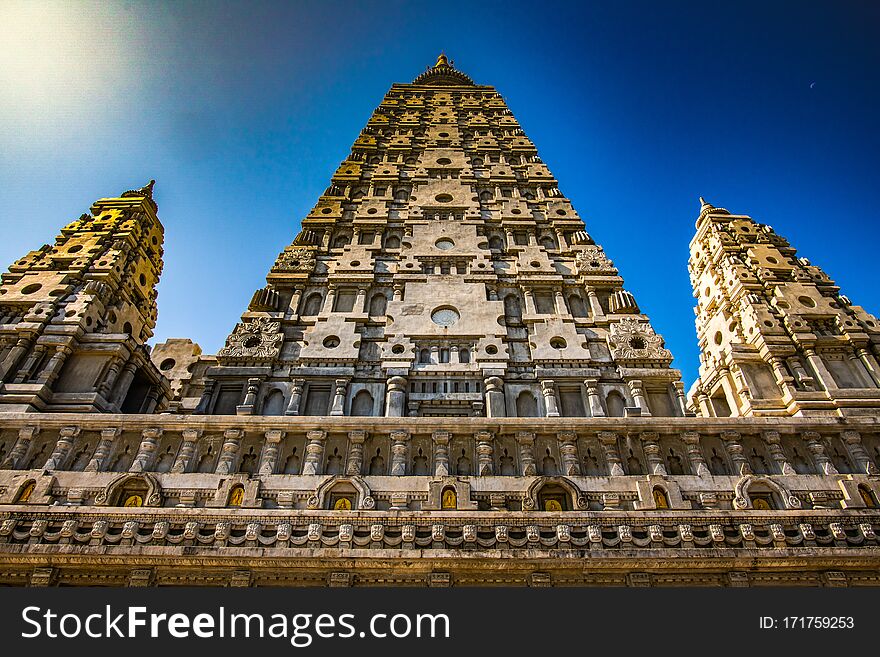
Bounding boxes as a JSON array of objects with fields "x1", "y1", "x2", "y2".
[{"x1": 0, "y1": 56, "x2": 878, "y2": 587}]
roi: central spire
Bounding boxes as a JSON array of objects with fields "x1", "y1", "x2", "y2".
[
  {"x1": 435, "y1": 52, "x2": 449, "y2": 67},
  {"x1": 412, "y1": 52, "x2": 475, "y2": 86}
]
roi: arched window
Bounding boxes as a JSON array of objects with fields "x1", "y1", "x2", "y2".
[
  {"x1": 440, "y1": 348, "x2": 450, "y2": 363},
  {"x1": 441, "y1": 487, "x2": 457, "y2": 509},
  {"x1": 488, "y1": 235, "x2": 504, "y2": 250},
  {"x1": 262, "y1": 389, "x2": 285, "y2": 416},
  {"x1": 332, "y1": 235, "x2": 350, "y2": 249},
  {"x1": 479, "y1": 190, "x2": 493, "y2": 202},
  {"x1": 301, "y1": 293, "x2": 323, "y2": 316},
  {"x1": 384, "y1": 235, "x2": 401, "y2": 249},
  {"x1": 350, "y1": 390, "x2": 374, "y2": 416},
  {"x1": 228, "y1": 485, "x2": 244, "y2": 507},
  {"x1": 116, "y1": 477, "x2": 150, "y2": 507},
  {"x1": 652, "y1": 487, "x2": 670, "y2": 509},
  {"x1": 15, "y1": 480, "x2": 36, "y2": 503},
  {"x1": 503, "y1": 294, "x2": 522, "y2": 325},
  {"x1": 605, "y1": 391, "x2": 626, "y2": 417},
  {"x1": 537, "y1": 484, "x2": 570, "y2": 511},
  {"x1": 539, "y1": 235, "x2": 556, "y2": 250},
  {"x1": 568, "y1": 295, "x2": 589, "y2": 317},
  {"x1": 516, "y1": 390, "x2": 539, "y2": 417},
  {"x1": 458, "y1": 347, "x2": 470, "y2": 363},
  {"x1": 419, "y1": 349, "x2": 431, "y2": 364},
  {"x1": 368, "y1": 293, "x2": 387, "y2": 317},
  {"x1": 748, "y1": 486, "x2": 776, "y2": 510},
  {"x1": 858, "y1": 485, "x2": 877, "y2": 508}
]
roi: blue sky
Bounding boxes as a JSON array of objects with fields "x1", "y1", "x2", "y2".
[{"x1": 1, "y1": 0, "x2": 878, "y2": 386}]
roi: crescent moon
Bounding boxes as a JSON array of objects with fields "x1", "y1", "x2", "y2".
[{"x1": 810, "y1": 82, "x2": 816, "y2": 89}]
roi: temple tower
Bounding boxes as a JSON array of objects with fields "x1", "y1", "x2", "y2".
[
  {"x1": 189, "y1": 55, "x2": 685, "y2": 418},
  {"x1": 0, "y1": 182, "x2": 170, "y2": 412},
  {"x1": 688, "y1": 198, "x2": 880, "y2": 417}
]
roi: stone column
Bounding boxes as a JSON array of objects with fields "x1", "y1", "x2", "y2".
[
  {"x1": 1, "y1": 426, "x2": 39, "y2": 469},
  {"x1": 85, "y1": 427, "x2": 122, "y2": 472},
  {"x1": 259, "y1": 430, "x2": 285, "y2": 475},
  {"x1": 171, "y1": 428, "x2": 202, "y2": 473},
  {"x1": 287, "y1": 286, "x2": 304, "y2": 318},
  {"x1": 143, "y1": 387, "x2": 161, "y2": 414},
  {"x1": 523, "y1": 288, "x2": 537, "y2": 314},
  {"x1": 762, "y1": 430, "x2": 795, "y2": 475},
  {"x1": 627, "y1": 379, "x2": 651, "y2": 416},
  {"x1": 803, "y1": 349, "x2": 837, "y2": 391},
  {"x1": 285, "y1": 379, "x2": 305, "y2": 415},
  {"x1": 856, "y1": 348, "x2": 880, "y2": 387},
  {"x1": 557, "y1": 432, "x2": 581, "y2": 476},
  {"x1": 301, "y1": 430, "x2": 327, "y2": 475},
  {"x1": 584, "y1": 379, "x2": 605, "y2": 417},
  {"x1": 330, "y1": 378, "x2": 349, "y2": 416},
  {"x1": 345, "y1": 430, "x2": 366, "y2": 476},
  {"x1": 484, "y1": 376, "x2": 506, "y2": 417},
  {"x1": 450, "y1": 345, "x2": 460, "y2": 364},
  {"x1": 722, "y1": 431, "x2": 751, "y2": 475},
  {"x1": 35, "y1": 345, "x2": 71, "y2": 386},
  {"x1": 476, "y1": 431, "x2": 494, "y2": 475},
  {"x1": 641, "y1": 433, "x2": 666, "y2": 475},
  {"x1": 357, "y1": 287, "x2": 368, "y2": 313},
  {"x1": 681, "y1": 431, "x2": 710, "y2": 477},
  {"x1": 586, "y1": 288, "x2": 605, "y2": 318},
  {"x1": 385, "y1": 376, "x2": 407, "y2": 417},
  {"x1": 541, "y1": 380, "x2": 560, "y2": 417},
  {"x1": 129, "y1": 428, "x2": 163, "y2": 473},
  {"x1": 767, "y1": 356, "x2": 798, "y2": 397},
  {"x1": 214, "y1": 428, "x2": 244, "y2": 475},
  {"x1": 43, "y1": 426, "x2": 80, "y2": 471},
  {"x1": 432, "y1": 430, "x2": 451, "y2": 476},
  {"x1": 392, "y1": 284, "x2": 404, "y2": 302},
  {"x1": 430, "y1": 345, "x2": 439, "y2": 364},
  {"x1": 554, "y1": 229, "x2": 568, "y2": 250},
  {"x1": 786, "y1": 356, "x2": 815, "y2": 390},
  {"x1": 717, "y1": 369, "x2": 741, "y2": 414},
  {"x1": 840, "y1": 430, "x2": 879, "y2": 475},
  {"x1": 694, "y1": 385, "x2": 714, "y2": 417},
  {"x1": 237, "y1": 378, "x2": 261, "y2": 415},
  {"x1": 0, "y1": 336, "x2": 33, "y2": 382},
  {"x1": 672, "y1": 381, "x2": 689, "y2": 416},
  {"x1": 13, "y1": 344, "x2": 45, "y2": 383},
  {"x1": 111, "y1": 360, "x2": 139, "y2": 407},
  {"x1": 554, "y1": 288, "x2": 566, "y2": 314},
  {"x1": 322, "y1": 284, "x2": 337, "y2": 313},
  {"x1": 390, "y1": 430, "x2": 410, "y2": 476},
  {"x1": 803, "y1": 431, "x2": 837, "y2": 475},
  {"x1": 193, "y1": 379, "x2": 216, "y2": 415},
  {"x1": 516, "y1": 431, "x2": 537, "y2": 476},
  {"x1": 598, "y1": 431, "x2": 624, "y2": 476},
  {"x1": 848, "y1": 351, "x2": 875, "y2": 388},
  {"x1": 97, "y1": 357, "x2": 123, "y2": 398}
]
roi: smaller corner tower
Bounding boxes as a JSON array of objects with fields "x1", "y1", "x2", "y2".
[
  {"x1": 687, "y1": 198, "x2": 880, "y2": 417},
  {"x1": 0, "y1": 182, "x2": 171, "y2": 413}
]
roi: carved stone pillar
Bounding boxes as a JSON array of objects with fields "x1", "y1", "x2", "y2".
[
  {"x1": 476, "y1": 431, "x2": 494, "y2": 475},
  {"x1": 681, "y1": 431, "x2": 710, "y2": 477},
  {"x1": 193, "y1": 379, "x2": 216, "y2": 415},
  {"x1": 856, "y1": 348, "x2": 880, "y2": 387},
  {"x1": 762, "y1": 430, "x2": 795, "y2": 475},
  {"x1": 214, "y1": 428, "x2": 244, "y2": 475},
  {"x1": 392, "y1": 284, "x2": 404, "y2": 302},
  {"x1": 236, "y1": 377, "x2": 261, "y2": 415},
  {"x1": 385, "y1": 376, "x2": 407, "y2": 417},
  {"x1": 803, "y1": 349, "x2": 837, "y2": 392},
  {"x1": 285, "y1": 379, "x2": 305, "y2": 415},
  {"x1": 672, "y1": 381, "x2": 689, "y2": 416},
  {"x1": 523, "y1": 288, "x2": 537, "y2": 314},
  {"x1": 330, "y1": 378, "x2": 349, "y2": 416},
  {"x1": 598, "y1": 431, "x2": 624, "y2": 476},
  {"x1": 804, "y1": 431, "x2": 837, "y2": 475},
  {"x1": 356, "y1": 287, "x2": 368, "y2": 313},
  {"x1": 641, "y1": 433, "x2": 666, "y2": 476},
  {"x1": 586, "y1": 288, "x2": 605, "y2": 318},
  {"x1": 43, "y1": 426, "x2": 80, "y2": 471},
  {"x1": 786, "y1": 356, "x2": 815, "y2": 390},
  {"x1": 541, "y1": 380, "x2": 560, "y2": 417},
  {"x1": 301, "y1": 430, "x2": 327, "y2": 475},
  {"x1": 85, "y1": 427, "x2": 122, "y2": 472},
  {"x1": 345, "y1": 430, "x2": 366, "y2": 476},
  {"x1": 627, "y1": 379, "x2": 651, "y2": 416},
  {"x1": 13, "y1": 344, "x2": 45, "y2": 383},
  {"x1": 259, "y1": 430, "x2": 285, "y2": 475},
  {"x1": 840, "y1": 430, "x2": 878, "y2": 475},
  {"x1": 722, "y1": 431, "x2": 751, "y2": 475},
  {"x1": 694, "y1": 385, "x2": 714, "y2": 417},
  {"x1": 0, "y1": 336, "x2": 33, "y2": 381},
  {"x1": 171, "y1": 428, "x2": 201, "y2": 473},
  {"x1": 432, "y1": 430, "x2": 451, "y2": 476},
  {"x1": 484, "y1": 376, "x2": 506, "y2": 417},
  {"x1": 97, "y1": 357, "x2": 123, "y2": 398},
  {"x1": 557, "y1": 432, "x2": 581, "y2": 476},
  {"x1": 287, "y1": 286, "x2": 304, "y2": 318},
  {"x1": 767, "y1": 356, "x2": 798, "y2": 397},
  {"x1": 516, "y1": 431, "x2": 536, "y2": 476},
  {"x1": 554, "y1": 288, "x2": 566, "y2": 314},
  {"x1": 390, "y1": 430, "x2": 410, "y2": 476},
  {"x1": 1, "y1": 426, "x2": 39, "y2": 469},
  {"x1": 129, "y1": 428, "x2": 163, "y2": 473},
  {"x1": 584, "y1": 379, "x2": 605, "y2": 417},
  {"x1": 323, "y1": 284, "x2": 337, "y2": 313},
  {"x1": 111, "y1": 360, "x2": 139, "y2": 406},
  {"x1": 35, "y1": 345, "x2": 71, "y2": 386}
]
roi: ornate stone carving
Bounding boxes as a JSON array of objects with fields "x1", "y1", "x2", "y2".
[
  {"x1": 218, "y1": 317, "x2": 283, "y2": 361},
  {"x1": 607, "y1": 318, "x2": 672, "y2": 362},
  {"x1": 272, "y1": 245, "x2": 317, "y2": 273}
]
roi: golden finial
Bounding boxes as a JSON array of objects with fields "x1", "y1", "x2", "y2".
[{"x1": 435, "y1": 52, "x2": 449, "y2": 68}]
